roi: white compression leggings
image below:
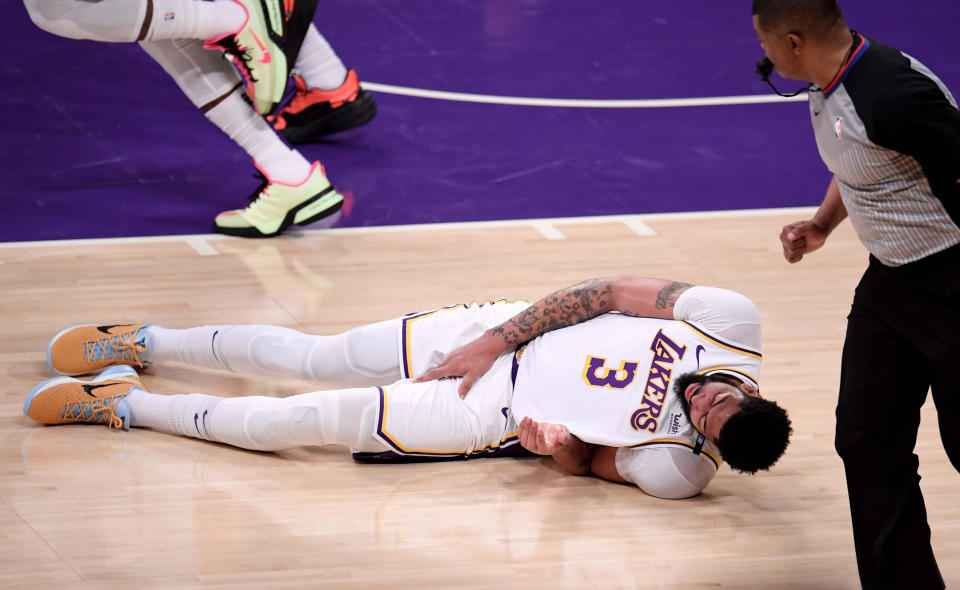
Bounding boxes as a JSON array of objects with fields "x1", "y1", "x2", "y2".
[
  {"x1": 147, "y1": 320, "x2": 404, "y2": 385},
  {"x1": 24, "y1": 0, "x2": 147, "y2": 42},
  {"x1": 23, "y1": 0, "x2": 242, "y2": 107},
  {"x1": 22, "y1": 0, "x2": 245, "y2": 42},
  {"x1": 132, "y1": 387, "x2": 389, "y2": 453},
  {"x1": 128, "y1": 320, "x2": 405, "y2": 452},
  {"x1": 23, "y1": 0, "x2": 343, "y2": 108}
]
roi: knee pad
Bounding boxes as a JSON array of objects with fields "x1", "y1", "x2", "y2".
[
  {"x1": 245, "y1": 331, "x2": 313, "y2": 379},
  {"x1": 24, "y1": 0, "x2": 145, "y2": 42},
  {"x1": 244, "y1": 388, "x2": 384, "y2": 451},
  {"x1": 343, "y1": 319, "x2": 402, "y2": 380},
  {"x1": 244, "y1": 402, "x2": 318, "y2": 451},
  {"x1": 24, "y1": 0, "x2": 71, "y2": 34}
]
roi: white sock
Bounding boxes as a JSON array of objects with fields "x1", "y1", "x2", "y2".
[
  {"x1": 147, "y1": 325, "x2": 225, "y2": 370},
  {"x1": 126, "y1": 387, "x2": 223, "y2": 440},
  {"x1": 145, "y1": 323, "x2": 401, "y2": 385},
  {"x1": 125, "y1": 387, "x2": 387, "y2": 452},
  {"x1": 203, "y1": 91, "x2": 313, "y2": 184},
  {"x1": 294, "y1": 24, "x2": 349, "y2": 90},
  {"x1": 255, "y1": 150, "x2": 314, "y2": 185},
  {"x1": 144, "y1": 0, "x2": 245, "y2": 42}
]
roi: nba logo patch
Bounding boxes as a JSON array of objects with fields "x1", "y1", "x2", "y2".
[
  {"x1": 834, "y1": 116, "x2": 844, "y2": 140},
  {"x1": 163, "y1": 11, "x2": 176, "y2": 21}
]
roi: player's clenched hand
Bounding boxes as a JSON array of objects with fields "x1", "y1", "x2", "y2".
[
  {"x1": 414, "y1": 333, "x2": 507, "y2": 398},
  {"x1": 780, "y1": 219, "x2": 829, "y2": 263},
  {"x1": 517, "y1": 417, "x2": 571, "y2": 455}
]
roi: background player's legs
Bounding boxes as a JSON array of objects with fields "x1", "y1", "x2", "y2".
[
  {"x1": 25, "y1": 0, "x2": 332, "y2": 236},
  {"x1": 270, "y1": 23, "x2": 378, "y2": 143},
  {"x1": 834, "y1": 289, "x2": 944, "y2": 589},
  {"x1": 138, "y1": 39, "x2": 313, "y2": 184},
  {"x1": 125, "y1": 386, "x2": 389, "y2": 452},
  {"x1": 295, "y1": 24, "x2": 349, "y2": 90},
  {"x1": 146, "y1": 320, "x2": 403, "y2": 386},
  {"x1": 23, "y1": 0, "x2": 243, "y2": 43}
]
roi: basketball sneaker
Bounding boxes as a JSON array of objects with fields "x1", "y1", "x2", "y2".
[
  {"x1": 23, "y1": 366, "x2": 147, "y2": 430},
  {"x1": 214, "y1": 161, "x2": 344, "y2": 237},
  {"x1": 269, "y1": 70, "x2": 377, "y2": 144},
  {"x1": 47, "y1": 323, "x2": 150, "y2": 377},
  {"x1": 205, "y1": 0, "x2": 288, "y2": 115}
]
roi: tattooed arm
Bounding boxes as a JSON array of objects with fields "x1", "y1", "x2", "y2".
[{"x1": 416, "y1": 277, "x2": 693, "y2": 397}]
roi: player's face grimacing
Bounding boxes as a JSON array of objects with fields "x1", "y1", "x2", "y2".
[{"x1": 676, "y1": 373, "x2": 762, "y2": 443}]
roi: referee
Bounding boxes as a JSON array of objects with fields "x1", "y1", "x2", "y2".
[{"x1": 752, "y1": 1, "x2": 960, "y2": 588}]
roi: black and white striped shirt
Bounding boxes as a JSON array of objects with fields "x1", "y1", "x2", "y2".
[{"x1": 809, "y1": 33, "x2": 960, "y2": 266}]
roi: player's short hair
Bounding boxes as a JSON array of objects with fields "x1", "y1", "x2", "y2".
[
  {"x1": 751, "y1": 0, "x2": 845, "y2": 39},
  {"x1": 716, "y1": 395, "x2": 792, "y2": 474}
]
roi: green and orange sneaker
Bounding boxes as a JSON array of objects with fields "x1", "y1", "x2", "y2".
[
  {"x1": 205, "y1": 0, "x2": 288, "y2": 115},
  {"x1": 214, "y1": 161, "x2": 344, "y2": 237}
]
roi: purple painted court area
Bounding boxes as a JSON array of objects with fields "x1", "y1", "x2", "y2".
[{"x1": 3, "y1": 1, "x2": 959, "y2": 241}]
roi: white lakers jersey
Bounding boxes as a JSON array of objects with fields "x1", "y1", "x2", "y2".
[{"x1": 510, "y1": 286, "x2": 762, "y2": 497}]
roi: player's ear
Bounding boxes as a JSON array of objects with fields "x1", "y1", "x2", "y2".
[
  {"x1": 741, "y1": 382, "x2": 762, "y2": 399},
  {"x1": 787, "y1": 32, "x2": 802, "y2": 53}
]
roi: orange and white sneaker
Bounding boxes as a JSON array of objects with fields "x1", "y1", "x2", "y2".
[
  {"x1": 269, "y1": 70, "x2": 377, "y2": 144},
  {"x1": 23, "y1": 366, "x2": 147, "y2": 430},
  {"x1": 47, "y1": 323, "x2": 150, "y2": 376}
]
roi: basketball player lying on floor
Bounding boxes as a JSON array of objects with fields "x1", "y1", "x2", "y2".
[{"x1": 24, "y1": 277, "x2": 792, "y2": 499}]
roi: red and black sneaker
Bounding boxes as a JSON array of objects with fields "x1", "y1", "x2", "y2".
[{"x1": 269, "y1": 69, "x2": 377, "y2": 144}]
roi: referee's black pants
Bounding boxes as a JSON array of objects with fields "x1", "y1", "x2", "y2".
[{"x1": 835, "y1": 246, "x2": 960, "y2": 590}]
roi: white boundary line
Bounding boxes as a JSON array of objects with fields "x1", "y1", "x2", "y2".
[
  {"x1": 362, "y1": 82, "x2": 809, "y2": 108},
  {"x1": 185, "y1": 237, "x2": 219, "y2": 256},
  {"x1": 0, "y1": 206, "x2": 818, "y2": 250},
  {"x1": 623, "y1": 219, "x2": 657, "y2": 236},
  {"x1": 531, "y1": 221, "x2": 567, "y2": 241}
]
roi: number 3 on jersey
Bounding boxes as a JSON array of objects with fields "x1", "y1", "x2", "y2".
[{"x1": 582, "y1": 356, "x2": 639, "y2": 389}]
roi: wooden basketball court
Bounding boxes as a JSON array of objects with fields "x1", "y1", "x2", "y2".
[{"x1": 1, "y1": 210, "x2": 957, "y2": 588}]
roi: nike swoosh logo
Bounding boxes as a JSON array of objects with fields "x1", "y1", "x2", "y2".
[
  {"x1": 251, "y1": 32, "x2": 271, "y2": 64},
  {"x1": 194, "y1": 410, "x2": 210, "y2": 437},
  {"x1": 695, "y1": 345, "x2": 706, "y2": 369},
  {"x1": 81, "y1": 383, "x2": 116, "y2": 396},
  {"x1": 97, "y1": 324, "x2": 131, "y2": 334},
  {"x1": 211, "y1": 330, "x2": 221, "y2": 364}
]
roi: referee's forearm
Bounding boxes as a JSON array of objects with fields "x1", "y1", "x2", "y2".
[{"x1": 813, "y1": 176, "x2": 848, "y2": 233}]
